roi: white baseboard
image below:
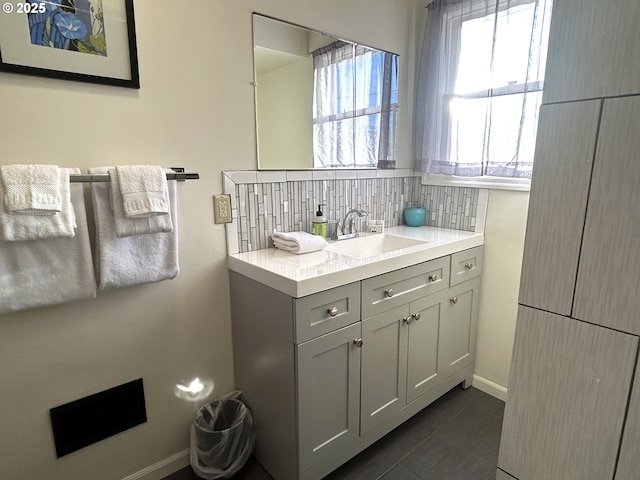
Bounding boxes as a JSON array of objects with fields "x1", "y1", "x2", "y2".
[
  {"x1": 121, "y1": 449, "x2": 190, "y2": 480},
  {"x1": 472, "y1": 374, "x2": 508, "y2": 402}
]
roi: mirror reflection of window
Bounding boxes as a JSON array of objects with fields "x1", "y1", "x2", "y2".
[{"x1": 312, "y1": 43, "x2": 399, "y2": 168}]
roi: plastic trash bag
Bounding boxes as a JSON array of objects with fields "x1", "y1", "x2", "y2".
[{"x1": 190, "y1": 391, "x2": 255, "y2": 479}]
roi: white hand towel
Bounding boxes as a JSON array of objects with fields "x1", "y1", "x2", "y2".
[
  {"x1": 89, "y1": 167, "x2": 179, "y2": 291},
  {"x1": 108, "y1": 167, "x2": 173, "y2": 238},
  {"x1": 0, "y1": 169, "x2": 97, "y2": 314},
  {"x1": 0, "y1": 168, "x2": 74, "y2": 241},
  {"x1": 1, "y1": 164, "x2": 61, "y2": 214},
  {"x1": 271, "y1": 231, "x2": 328, "y2": 254},
  {"x1": 116, "y1": 165, "x2": 170, "y2": 218}
]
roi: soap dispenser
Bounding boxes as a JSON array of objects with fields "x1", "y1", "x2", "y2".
[{"x1": 312, "y1": 204, "x2": 327, "y2": 238}]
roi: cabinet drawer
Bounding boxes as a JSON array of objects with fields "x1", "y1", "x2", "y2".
[
  {"x1": 362, "y1": 256, "x2": 450, "y2": 318},
  {"x1": 294, "y1": 282, "x2": 361, "y2": 343},
  {"x1": 450, "y1": 246, "x2": 483, "y2": 286}
]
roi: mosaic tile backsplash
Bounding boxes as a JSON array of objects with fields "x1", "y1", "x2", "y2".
[{"x1": 225, "y1": 171, "x2": 485, "y2": 253}]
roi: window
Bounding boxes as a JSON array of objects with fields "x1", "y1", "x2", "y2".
[
  {"x1": 312, "y1": 42, "x2": 399, "y2": 168},
  {"x1": 415, "y1": 0, "x2": 552, "y2": 187}
]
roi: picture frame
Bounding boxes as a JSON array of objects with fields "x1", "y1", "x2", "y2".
[{"x1": 0, "y1": 0, "x2": 139, "y2": 88}]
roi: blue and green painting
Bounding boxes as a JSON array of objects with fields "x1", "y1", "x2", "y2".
[{"x1": 27, "y1": 0, "x2": 107, "y2": 56}]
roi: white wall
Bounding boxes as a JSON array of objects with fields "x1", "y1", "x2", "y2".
[
  {"x1": 474, "y1": 190, "x2": 530, "y2": 397},
  {"x1": 257, "y1": 56, "x2": 314, "y2": 169},
  {"x1": 0, "y1": 1, "x2": 416, "y2": 479}
]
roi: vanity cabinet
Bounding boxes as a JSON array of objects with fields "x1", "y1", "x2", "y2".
[{"x1": 229, "y1": 246, "x2": 483, "y2": 480}]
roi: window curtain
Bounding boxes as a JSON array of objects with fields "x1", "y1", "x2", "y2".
[
  {"x1": 313, "y1": 42, "x2": 398, "y2": 168},
  {"x1": 414, "y1": 0, "x2": 552, "y2": 178}
]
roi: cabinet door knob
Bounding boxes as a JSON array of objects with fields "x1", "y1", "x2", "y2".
[
  {"x1": 464, "y1": 262, "x2": 473, "y2": 270},
  {"x1": 403, "y1": 316, "x2": 412, "y2": 325},
  {"x1": 450, "y1": 296, "x2": 458, "y2": 304},
  {"x1": 328, "y1": 306, "x2": 338, "y2": 317},
  {"x1": 428, "y1": 274, "x2": 438, "y2": 282},
  {"x1": 412, "y1": 312, "x2": 421, "y2": 321},
  {"x1": 385, "y1": 288, "x2": 394, "y2": 298},
  {"x1": 353, "y1": 338, "x2": 364, "y2": 348}
]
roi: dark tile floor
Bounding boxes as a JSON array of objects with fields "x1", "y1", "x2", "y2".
[{"x1": 165, "y1": 386, "x2": 504, "y2": 480}]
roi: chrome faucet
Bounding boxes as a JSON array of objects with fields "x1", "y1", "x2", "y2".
[{"x1": 338, "y1": 209, "x2": 368, "y2": 239}]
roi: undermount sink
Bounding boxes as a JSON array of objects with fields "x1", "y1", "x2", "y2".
[{"x1": 325, "y1": 234, "x2": 429, "y2": 259}]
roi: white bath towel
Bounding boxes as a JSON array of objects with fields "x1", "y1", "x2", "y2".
[
  {"x1": 90, "y1": 167, "x2": 179, "y2": 291},
  {"x1": 0, "y1": 170, "x2": 97, "y2": 314},
  {"x1": 108, "y1": 167, "x2": 173, "y2": 237},
  {"x1": 116, "y1": 165, "x2": 170, "y2": 218},
  {"x1": 0, "y1": 168, "x2": 75, "y2": 241},
  {"x1": 1, "y1": 164, "x2": 61, "y2": 214},
  {"x1": 271, "y1": 231, "x2": 328, "y2": 254}
]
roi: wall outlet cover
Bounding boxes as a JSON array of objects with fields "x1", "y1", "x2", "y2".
[{"x1": 213, "y1": 194, "x2": 232, "y2": 224}]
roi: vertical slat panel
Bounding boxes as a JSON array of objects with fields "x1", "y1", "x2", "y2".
[
  {"x1": 543, "y1": 0, "x2": 640, "y2": 103},
  {"x1": 518, "y1": 101, "x2": 600, "y2": 315},
  {"x1": 498, "y1": 306, "x2": 637, "y2": 480},
  {"x1": 574, "y1": 97, "x2": 640, "y2": 334},
  {"x1": 615, "y1": 355, "x2": 640, "y2": 480}
]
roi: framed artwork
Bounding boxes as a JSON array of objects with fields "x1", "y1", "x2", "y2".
[{"x1": 0, "y1": 0, "x2": 139, "y2": 88}]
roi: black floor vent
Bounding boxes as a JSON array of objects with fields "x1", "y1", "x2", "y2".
[{"x1": 50, "y1": 378, "x2": 147, "y2": 457}]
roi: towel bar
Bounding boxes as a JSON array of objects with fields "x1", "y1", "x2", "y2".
[{"x1": 69, "y1": 171, "x2": 199, "y2": 183}]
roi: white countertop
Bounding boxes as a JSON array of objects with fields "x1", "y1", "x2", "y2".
[{"x1": 227, "y1": 226, "x2": 484, "y2": 297}]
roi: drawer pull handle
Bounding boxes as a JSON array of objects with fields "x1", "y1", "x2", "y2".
[
  {"x1": 464, "y1": 262, "x2": 473, "y2": 270},
  {"x1": 353, "y1": 338, "x2": 364, "y2": 348},
  {"x1": 385, "y1": 288, "x2": 395, "y2": 298},
  {"x1": 428, "y1": 274, "x2": 438, "y2": 282},
  {"x1": 403, "y1": 316, "x2": 412, "y2": 325},
  {"x1": 328, "y1": 306, "x2": 338, "y2": 317},
  {"x1": 412, "y1": 312, "x2": 421, "y2": 321},
  {"x1": 450, "y1": 296, "x2": 458, "y2": 305}
]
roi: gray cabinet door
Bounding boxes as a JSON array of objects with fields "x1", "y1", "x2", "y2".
[
  {"x1": 439, "y1": 278, "x2": 480, "y2": 380},
  {"x1": 543, "y1": 0, "x2": 640, "y2": 103},
  {"x1": 498, "y1": 306, "x2": 638, "y2": 480},
  {"x1": 518, "y1": 100, "x2": 601, "y2": 315},
  {"x1": 361, "y1": 304, "x2": 409, "y2": 434},
  {"x1": 297, "y1": 322, "x2": 362, "y2": 473},
  {"x1": 574, "y1": 97, "x2": 640, "y2": 334},
  {"x1": 406, "y1": 292, "x2": 445, "y2": 404}
]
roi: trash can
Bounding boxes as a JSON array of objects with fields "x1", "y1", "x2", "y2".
[{"x1": 190, "y1": 392, "x2": 255, "y2": 479}]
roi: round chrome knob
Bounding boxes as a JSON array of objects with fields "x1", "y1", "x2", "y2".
[
  {"x1": 428, "y1": 274, "x2": 438, "y2": 282},
  {"x1": 450, "y1": 296, "x2": 458, "y2": 304},
  {"x1": 385, "y1": 288, "x2": 394, "y2": 298},
  {"x1": 464, "y1": 262, "x2": 473, "y2": 270},
  {"x1": 353, "y1": 338, "x2": 364, "y2": 348},
  {"x1": 328, "y1": 306, "x2": 338, "y2": 317},
  {"x1": 412, "y1": 312, "x2": 421, "y2": 321},
  {"x1": 403, "y1": 316, "x2": 412, "y2": 325}
]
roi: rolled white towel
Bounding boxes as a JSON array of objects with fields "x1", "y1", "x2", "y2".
[{"x1": 271, "y1": 231, "x2": 328, "y2": 254}]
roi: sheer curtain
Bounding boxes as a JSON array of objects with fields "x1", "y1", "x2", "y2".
[
  {"x1": 313, "y1": 42, "x2": 398, "y2": 168},
  {"x1": 414, "y1": 0, "x2": 552, "y2": 178}
]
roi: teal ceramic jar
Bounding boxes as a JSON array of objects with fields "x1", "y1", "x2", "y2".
[{"x1": 404, "y1": 207, "x2": 426, "y2": 227}]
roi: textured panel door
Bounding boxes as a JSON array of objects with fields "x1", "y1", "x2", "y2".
[
  {"x1": 361, "y1": 305, "x2": 409, "y2": 434},
  {"x1": 439, "y1": 278, "x2": 480, "y2": 380},
  {"x1": 615, "y1": 355, "x2": 640, "y2": 479},
  {"x1": 574, "y1": 97, "x2": 640, "y2": 334},
  {"x1": 518, "y1": 100, "x2": 600, "y2": 315},
  {"x1": 498, "y1": 306, "x2": 638, "y2": 480},
  {"x1": 543, "y1": 0, "x2": 640, "y2": 103},
  {"x1": 297, "y1": 323, "x2": 361, "y2": 473},
  {"x1": 406, "y1": 292, "x2": 445, "y2": 404}
]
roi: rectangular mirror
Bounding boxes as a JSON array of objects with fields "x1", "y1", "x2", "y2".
[{"x1": 253, "y1": 14, "x2": 399, "y2": 170}]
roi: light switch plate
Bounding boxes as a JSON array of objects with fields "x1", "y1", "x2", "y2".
[{"x1": 213, "y1": 194, "x2": 232, "y2": 224}]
